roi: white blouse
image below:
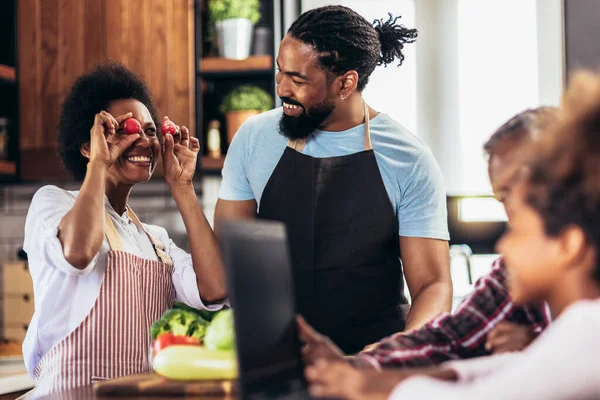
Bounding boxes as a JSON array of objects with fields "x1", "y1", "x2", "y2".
[
  {"x1": 22, "y1": 185, "x2": 226, "y2": 376},
  {"x1": 390, "y1": 299, "x2": 600, "y2": 400}
]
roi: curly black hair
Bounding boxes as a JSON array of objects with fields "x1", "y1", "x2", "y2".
[
  {"x1": 526, "y1": 71, "x2": 600, "y2": 280},
  {"x1": 57, "y1": 61, "x2": 159, "y2": 180},
  {"x1": 287, "y1": 6, "x2": 418, "y2": 91}
]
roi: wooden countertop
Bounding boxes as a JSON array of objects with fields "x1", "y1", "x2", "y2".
[
  {"x1": 34, "y1": 372, "x2": 237, "y2": 399},
  {"x1": 0, "y1": 356, "x2": 35, "y2": 396},
  {"x1": 36, "y1": 386, "x2": 237, "y2": 400}
]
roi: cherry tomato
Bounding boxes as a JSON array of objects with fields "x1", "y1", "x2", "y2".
[
  {"x1": 161, "y1": 117, "x2": 178, "y2": 135},
  {"x1": 123, "y1": 118, "x2": 142, "y2": 135},
  {"x1": 153, "y1": 333, "x2": 201, "y2": 355}
]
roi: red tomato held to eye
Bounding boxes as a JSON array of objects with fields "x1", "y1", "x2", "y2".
[
  {"x1": 153, "y1": 333, "x2": 201, "y2": 355},
  {"x1": 161, "y1": 118, "x2": 178, "y2": 135},
  {"x1": 123, "y1": 118, "x2": 142, "y2": 135}
]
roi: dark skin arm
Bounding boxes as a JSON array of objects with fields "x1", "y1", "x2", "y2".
[
  {"x1": 214, "y1": 198, "x2": 257, "y2": 235},
  {"x1": 401, "y1": 237, "x2": 452, "y2": 330},
  {"x1": 162, "y1": 126, "x2": 227, "y2": 302},
  {"x1": 59, "y1": 111, "x2": 139, "y2": 269}
]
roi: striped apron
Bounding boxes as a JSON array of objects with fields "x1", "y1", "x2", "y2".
[{"x1": 33, "y1": 208, "x2": 175, "y2": 395}]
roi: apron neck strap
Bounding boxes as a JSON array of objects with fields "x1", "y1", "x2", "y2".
[
  {"x1": 127, "y1": 207, "x2": 173, "y2": 265},
  {"x1": 103, "y1": 207, "x2": 173, "y2": 265},
  {"x1": 287, "y1": 100, "x2": 372, "y2": 152},
  {"x1": 363, "y1": 102, "x2": 372, "y2": 151},
  {"x1": 104, "y1": 210, "x2": 124, "y2": 251}
]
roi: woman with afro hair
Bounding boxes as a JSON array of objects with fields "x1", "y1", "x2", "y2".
[{"x1": 22, "y1": 62, "x2": 227, "y2": 394}]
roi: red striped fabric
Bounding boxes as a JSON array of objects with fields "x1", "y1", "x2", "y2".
[{"x1": 33, "y1": 250, "x2": 175, "y2": 395}]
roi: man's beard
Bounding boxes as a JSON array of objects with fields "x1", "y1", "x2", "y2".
[{"x1": 278, "y1": 97, "x2": 336, "y2": 141}]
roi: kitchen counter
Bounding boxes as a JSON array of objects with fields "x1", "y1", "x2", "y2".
[
  {"x1": 31, "y1": 372, "x2": 237, "y2": 399},
  {"x1": 36, "y1": 386, "x2": 236, "y2": 400},
  {"x1": 0, "y1": 357, "x2": 35, "y2": 396}
]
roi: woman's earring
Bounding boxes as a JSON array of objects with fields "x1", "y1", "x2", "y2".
[{"x1": 341, "y1": 95, "x2": 346, "y2": 100}]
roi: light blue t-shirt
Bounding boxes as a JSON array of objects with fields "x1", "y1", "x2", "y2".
[{"x1": 219, "y1": 108, "x2": 449, "y2": 240}]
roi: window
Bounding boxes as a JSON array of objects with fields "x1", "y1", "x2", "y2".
[
  {"x1": 351, "y1": 0, "x2": 417, "y2": 134},
  {"x1": 456, "y1": 0, "x2": 539, "y2": 194}
]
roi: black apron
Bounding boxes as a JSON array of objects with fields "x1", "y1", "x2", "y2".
[{"x1": 258, "y1": 103, "x2": 409, "y2": 354}]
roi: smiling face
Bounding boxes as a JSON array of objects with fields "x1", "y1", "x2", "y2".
[
  {"x1": 105, "y1": 99, "x2": 160, "y2": 184},
  {"x1": 276, "y1": 35, "x2": 339, "y2": 140}
]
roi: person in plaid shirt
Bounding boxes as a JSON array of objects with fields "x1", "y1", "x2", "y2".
[{"x1": 298, "y1": 106, "x2": 556, "y2": 369}]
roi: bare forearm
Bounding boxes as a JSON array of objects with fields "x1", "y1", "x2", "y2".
[
  {"x1": 58, "y1": 161, "x2": 107, "y2": 269},
  {"x1": 405, "y1": 280, "x2": 453, "y2": 331},
  {"x1": 171, "y1": 183, "x2": 227, "y2": 302}
]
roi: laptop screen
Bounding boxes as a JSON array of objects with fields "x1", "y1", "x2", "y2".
[{"x1": 220, "y1": 220, "x2": 305, "y2": 392}]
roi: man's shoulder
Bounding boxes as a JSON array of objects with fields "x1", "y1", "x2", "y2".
[
  {"x1": 370, "y1": 113, "x2": 432, "y2": 162},
  {"x1": 370, "y1": 114, "x2": 438, "y2": 180}
]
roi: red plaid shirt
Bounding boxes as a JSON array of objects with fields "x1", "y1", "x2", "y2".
[{"x1": 356, "y1": 257, "x2": 551, "y2": 369}]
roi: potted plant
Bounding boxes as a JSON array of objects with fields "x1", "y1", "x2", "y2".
[
  {"x1": 219, "y1": 85, "x2": 273, "y2": 143},
  {"x1": 208, "y1": 0, "x2": 261, "y2": 60}
]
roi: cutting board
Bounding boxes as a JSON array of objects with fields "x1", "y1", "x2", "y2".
[{"x1": 94, "y1": 371, "x2": 237, "y2": 397}]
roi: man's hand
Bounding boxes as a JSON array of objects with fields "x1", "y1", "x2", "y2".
[
  {"x1": 486, "y1": 322, "x2": 536, "y2": 354},
  {"x1": 297, "y1": 316, "x2": 346, "y2": 365}
]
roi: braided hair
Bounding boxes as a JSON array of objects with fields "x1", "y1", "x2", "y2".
[{"x1": 288, "y1": 6, "x2": 418, "y2": 91}]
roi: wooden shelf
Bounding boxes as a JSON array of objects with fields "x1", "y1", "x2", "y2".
[
  {"x1": 0, "y1": 65, "x2": 16, "y2": 82},
  {"x1": 201, "y1": 156, "x2": 225, "y2": 172},
  {"x1": 199, "y1": 55, "x2": 273, "y2": 77},
  {"x1": 0, "y1": 160, "x2": 17, "y2": 176}
]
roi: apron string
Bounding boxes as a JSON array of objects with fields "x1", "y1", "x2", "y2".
[
  {"x1": 103, "y1": 207, "x2": 173, "y2": 265},
  {"x1": 287, "y1": 137, "x2": 307, "y2": 152},
  {"x1": 287, "y1": 100, "x2": 372, "y2": 152},
  {"x1": 127, "y1": 207, "x2": 173, "y2": 265},
  {"x1": 104, "y1": 211, "x2": 124, "y2": 252},
  {"x1": 363, "y1": 101, "x2": 372, "y2": 151}
]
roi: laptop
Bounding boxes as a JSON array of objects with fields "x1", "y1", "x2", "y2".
[{"x1": 219, "y1": 219, "x2": 316, "y2": 400}]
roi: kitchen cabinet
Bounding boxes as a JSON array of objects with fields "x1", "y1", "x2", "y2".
[
  {"x1": 1, "y1": 262, "x2": 33, "y2": 342},
  {"x1": 0, "y1": 0, "x2": 18, "y2": 182},
  {"x1": 194, "y1": 0, "x2": 301, "y2": 175},
  {"x1": 17, "y1": 0, "x2": 195, "y2": 181}
]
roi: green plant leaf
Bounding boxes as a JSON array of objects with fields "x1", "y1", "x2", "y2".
[
  {"x1": 208, "y1": 0, "x2": 262, "y2": 24},
  {"x1": 219, "y1": 85, "x2": 274, "y2": 114}
]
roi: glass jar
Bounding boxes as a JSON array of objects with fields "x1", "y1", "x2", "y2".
[
  {"x1": 207, "y1": 120, "x2": 222, "y2": 159},
  {"x1": 0, "y1": 118, "x2": 9, "y2": 160}
]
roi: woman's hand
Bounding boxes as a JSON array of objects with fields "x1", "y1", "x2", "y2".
[
  {"x1": 89, "y1": 111, "x2": 139, "y2": 167},
  {"x1": 161, "y1": 118, "x2": 200, "y2": 187}
]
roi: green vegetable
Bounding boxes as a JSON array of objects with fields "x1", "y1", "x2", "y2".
[
  {"x1": 205, "y1": 309, "x2": 236, "y2": 351},
  {"x1": 173, "y1": 302, "x2": 217, "y2": 322},
  {"x1": 150, "y1": 309, "x2": 210, "y2": 341},
  {"x1": 208, "y1": 0, "x2": 261, "y2": 24},
  {"x1": 219, "y1": 85, "x2": 274, "y2": 114},
  {"x1": 153, "y1": 345, "x2": 238, "y2": 381}
]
